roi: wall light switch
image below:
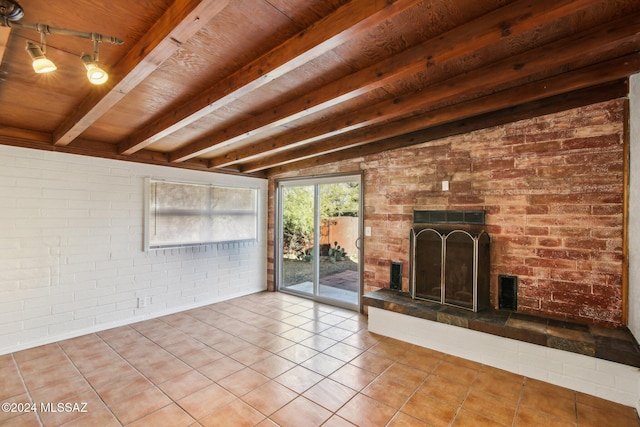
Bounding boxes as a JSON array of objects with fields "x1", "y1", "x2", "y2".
[
  {"x1": 442, "y1": 180, "x2": 449, "y2": 191},
  {"x1": 365, "y1": 226, "x2": 372, "y2": 237}
]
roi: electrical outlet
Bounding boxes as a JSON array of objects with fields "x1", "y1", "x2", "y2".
[
  {"x1": 442, "y1": 180, "x2": 449, "y2": 191},
  {"x1": 137, "y1": 297, "x2": 150, "y2": 308},
  {"x1": 365, "y1": 226, "x2": 372, "y2": 237}
]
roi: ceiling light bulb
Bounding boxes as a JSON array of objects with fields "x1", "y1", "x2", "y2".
[
  {"x1": 25, "y1": 41, "x2": 57, "y2": 73},
  {"x1": 81, "y1": 53, "x2": 108, "y2": 85},
  {"x1": 32, "y1": 57, "x2": 57, "y2": 73},
  {"x1": 86, "y1": 64, "x2": 108, "y2": 85}
]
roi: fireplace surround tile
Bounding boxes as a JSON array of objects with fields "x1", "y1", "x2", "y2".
[{"x1": 363, "y1": 289, "x2": 640, "y2": 368}]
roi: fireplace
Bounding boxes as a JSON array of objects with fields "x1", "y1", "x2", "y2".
[{"x1": 409, "y1": 211, "x2": 490, "y2": 312}]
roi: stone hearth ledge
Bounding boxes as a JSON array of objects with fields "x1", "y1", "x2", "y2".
[{"x1": 363, "y1": 289, "x2": 640, "y2": 368}]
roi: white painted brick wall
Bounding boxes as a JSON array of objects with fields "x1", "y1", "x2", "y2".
[
  {"x1": 0, "y1": 145, "x2": 267, "y2": 354},
  {"x1": 368, "y1": 307, "x2": 639, "y2": 407}
]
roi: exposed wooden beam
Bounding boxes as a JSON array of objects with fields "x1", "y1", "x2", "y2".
[
  {"x1": 53, "y1": 0, "x2": 230, "y2": 147},
  {"x1": 182, "y1": 0, "x2": 606, "y2": 168},
  {"x1": 118, "y1": 0, "x2": 421, "y2": 157},
  {"x1": 218, "y1": 13, "x2": 640, "y2": 169},
  {"x1": 262, "y1": 59, "x2": 635, "y2": 175}
]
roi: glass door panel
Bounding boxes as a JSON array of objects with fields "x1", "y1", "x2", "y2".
[
  {"x1": 280, "y1": 185, "x2": 315, "y2": 295},
  {"x1": 318, "y1": 181, "x2": 360, "y2": 306}
]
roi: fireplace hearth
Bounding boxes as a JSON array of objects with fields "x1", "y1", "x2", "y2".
[{"x1": 363, "y1": 288, "x2": 640, "y2": 368}]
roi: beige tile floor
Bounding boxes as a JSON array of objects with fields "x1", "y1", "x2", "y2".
[{"x1": 1, "y1": 291, "x2": 639, "y2": 426}]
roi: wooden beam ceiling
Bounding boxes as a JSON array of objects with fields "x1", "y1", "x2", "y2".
[
  {"x1": 200, "y1": 0, "x2": 609, "y2": 169},
  {"x1": 118, "y1": 0, "x2": 421, "y2": 157},
  {"x1": 216, "y1": 14, "x2": 640, "y2": 172},
  {"x1": 205, "y1": 0, "x2": 622, "y2": 170},
  {"x1": 256, "y1": 56, "x2": 638, "y2": 174},
  {"x1": 0, "y1": 0, "x2": 638, "y2": 177},
  {"x1": 267, "y1": 78, "x2": 630, "y2": 176},
  {"x1": 53, "y1": 0, "x2": 230, "y2": 147}
]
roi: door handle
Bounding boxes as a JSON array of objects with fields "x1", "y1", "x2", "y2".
[{"x1": 355, "y1": 236, "x2": 362, "y2": 250}]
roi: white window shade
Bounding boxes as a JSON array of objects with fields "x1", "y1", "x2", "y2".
[{"x1": 146, "y1": 179, "x2": 258, "y2": 249}]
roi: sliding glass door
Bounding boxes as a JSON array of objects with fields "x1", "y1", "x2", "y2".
[{"x1": 278, "y1": 174, "x2": 362, "y2": 309}]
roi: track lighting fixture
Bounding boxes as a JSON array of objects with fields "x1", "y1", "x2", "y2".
[
  {"x1": 0, "y1": 0, "x2": 123, "y2": 85},
  {"x1": 25, "y1": 40, "x2": 56, "y2": 73}
]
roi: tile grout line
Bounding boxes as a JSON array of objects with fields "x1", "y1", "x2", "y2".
[
  {"x1": 162, "y1": 302, "x2": 320, "y2": 424},
  {"x1": 79, "y1": 330, "x2": 180, "y2": 425},
  {"x1": 511, "y1": 376, "x2": 527, "y2": 427},
  {"x1": 244, "y1": 297, "x2": 376, "y2": 425},
  {"x1": 57, "y1": 336, "x2": 126, "y2": 425},
  {"x1": 10, "y1": 352, "x2": 44, "y2": 427},
  {"x1": 446, "y1": 364, "x2": 478, "y2": 427},
  {"x1": 385, "y1": 357, "x2": 443, "y2": 426},
  {"x1": 124, "y1": 321, "x2": 253, "y2": 424},
  {"x1": 62, "y1": 332, "x2": 168, "y2": 425}
]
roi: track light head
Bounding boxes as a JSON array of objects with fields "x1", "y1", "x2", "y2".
[
  {"x1": 81, "y1": 53, "x2": 108, "y2": 85},
  {"x1": 25, "y1": 40, "x2": 56, "y2": 73}
]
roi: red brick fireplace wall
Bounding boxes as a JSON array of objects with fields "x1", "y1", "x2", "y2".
[{"x1": 268, "y1": 99, "x2": 626, "y2": 326}]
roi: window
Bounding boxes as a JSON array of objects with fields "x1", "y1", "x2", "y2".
[{"x1": 145, "y1": 179, "x2": 258, "y2": 249}]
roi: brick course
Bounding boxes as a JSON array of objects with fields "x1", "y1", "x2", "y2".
[{"x1": 269, "y1": 99, "x2": 626, "y2": 326}]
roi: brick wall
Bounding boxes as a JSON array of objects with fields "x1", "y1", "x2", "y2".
[
  {"x1": 0, "y1": 145, "x2": 267, "y2": 354},
  {"x1": 269, "y1": 99, "x2": 626, "y2": 326}
]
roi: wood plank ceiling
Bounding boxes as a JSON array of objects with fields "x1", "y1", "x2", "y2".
[{"x1": 1, "y1": 0, "x2": 639, "y2": 177}]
